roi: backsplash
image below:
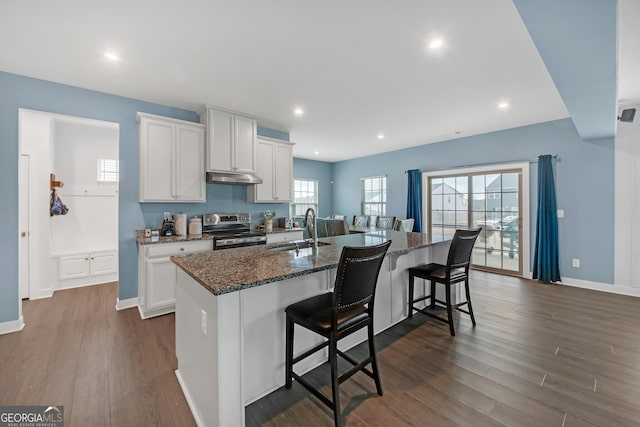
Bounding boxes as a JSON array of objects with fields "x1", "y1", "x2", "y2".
[{"x1": 139, "y1": 183, "x2": 290, "y2": 229}]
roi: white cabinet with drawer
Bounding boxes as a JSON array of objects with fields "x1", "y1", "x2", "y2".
[
  {"x1": 138, "y1": 239, "x2": 212, "y2": 319},
  {"x1": 266, "y1": 230, "x2": 304, "y2": 244}
]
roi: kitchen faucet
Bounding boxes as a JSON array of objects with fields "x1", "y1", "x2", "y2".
[{"x1": 303, "y1": 207, "x2": 318, "y2": 248}]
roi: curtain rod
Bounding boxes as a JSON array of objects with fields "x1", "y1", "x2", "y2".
[{"x1": 405, "y1": 154, "x2": 558, "y2": 174}]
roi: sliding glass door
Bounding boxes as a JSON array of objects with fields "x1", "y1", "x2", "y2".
[{"x1": 428, "y1": 169, "x2": 522, "y2": 275}]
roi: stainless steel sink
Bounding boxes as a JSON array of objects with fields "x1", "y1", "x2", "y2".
[{"x1": 268, "y1": 240, "x2": 331, "y2": 252}]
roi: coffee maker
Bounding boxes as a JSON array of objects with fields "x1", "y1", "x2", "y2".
[{"x1": 160, "y1": 212, "x2": 175, "y2": 236}]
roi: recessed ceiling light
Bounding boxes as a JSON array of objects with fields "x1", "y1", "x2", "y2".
[
  {"x1": 314, "y1": 151, "x2": 319, "y2": 155},
  {"x1": 104, "y1": 52, "x2": 120, "y2": 61},
  {"x1": 377, "y1": 134, "x2": 385, "y2": 140},
  {"x1": 428, "y1": 39, "x2": 444, "y2": 49},
  {"x1": 294, "y1": 107, "x2": 304, "y2": 116},
  {"x1": 498, "y1": 102, "x2": 510, "y2": 110}
]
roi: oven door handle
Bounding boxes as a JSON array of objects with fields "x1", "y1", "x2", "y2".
[{"x1": 216, "y1": 236, "x2": 267, "y2": 247}]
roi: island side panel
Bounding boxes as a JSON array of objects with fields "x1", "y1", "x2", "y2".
[
  {"x1": 241, "y1": 269, "x2": 332, "y2": 404},
  {"x1": 175, "y1": 268, "x2": 243, "y2": 427}
]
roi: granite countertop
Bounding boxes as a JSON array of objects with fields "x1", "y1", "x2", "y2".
[{"x1": 171, "y1": 231, "x2": 448, "y2": 296}]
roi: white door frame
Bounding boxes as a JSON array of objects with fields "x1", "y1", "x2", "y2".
[{"x1": 19, "y1": 154, "x2": 30, "y2": 300}]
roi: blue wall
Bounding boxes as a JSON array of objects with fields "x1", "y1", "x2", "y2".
[
  {"x1": 0, "y1": 71, "x2": 291, "y2": 323},
  {"x1": 333, "y1": 119, "x2": 615, "y2": 284},
  {"x1": 292, "y1": 158, "x2": 334, "y2": 218}
]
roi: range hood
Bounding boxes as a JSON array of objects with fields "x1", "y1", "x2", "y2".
[{"x1": 206, "y1": 171, "x2": 263, "y2": 185}]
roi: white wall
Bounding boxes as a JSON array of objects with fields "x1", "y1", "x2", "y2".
[{"x1": 51, "y1": 119, "x2": 119, "y2": 255}]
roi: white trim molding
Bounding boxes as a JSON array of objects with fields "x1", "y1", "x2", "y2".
[
  {"x1": 0, "y1": 316, "x2": 25, "y2": 335},
  {"x1": 115, "y1": 297, "x2": 138, "y2": 311},
  {"x1": 560, "y1": 277, "x2": 640, "y2": 298}
]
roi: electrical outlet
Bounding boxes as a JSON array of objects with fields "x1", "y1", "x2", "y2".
[
  {"x1": 557, "y1": 209, "x2": 565, "y2": 218},
  {"x1": 201, "y1": 309, "x2": 207, "y2": 336},
  {"x1": 572, "y1": 258, "x2": 580, "y2": 268}
]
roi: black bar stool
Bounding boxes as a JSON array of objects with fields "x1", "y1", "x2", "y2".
[
  {"x1": 285, "y1": 241, "x2": 392, "y2": 427},
  {"x1": 408, "y1": 228, "x2": 482, "y2": 336}
]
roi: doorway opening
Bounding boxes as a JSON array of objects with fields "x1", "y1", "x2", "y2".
[{"x1": 19, "y1": 109, "x2": 119, "y2": 318}]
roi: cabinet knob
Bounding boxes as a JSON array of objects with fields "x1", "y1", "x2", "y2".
[
  {"x1": 180, "y1": 248, "x2": 185, "y2": 251},
  {"x1": 91, "y1": 257, "x2": 95, "y2": 260},
  {"x1": 21, "y1": 231, "x2": 27, "y2": 237},
  {"x1": 85, "y1": 257, "x2": 89, "y2": 261}
]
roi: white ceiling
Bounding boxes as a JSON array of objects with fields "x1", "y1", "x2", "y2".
[{"x1": 0, "y1": 0, "x2": 635, "y2": 162}]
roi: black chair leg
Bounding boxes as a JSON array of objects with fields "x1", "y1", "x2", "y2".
[
  {"x1": 367, "y1": 320, "x2": 383, "y2": 396},
  {"x1": 329, "y1": 333, "x2": 342, "y2": 427},
  {"x1": 445, "y1": 284, "x2": 455, "y2": 336},
  {"x1": 408, "y1": 272, "x2": 414, "y2": 318},
  {"x1": 430, "y1": 280, "x2": 436, "y2": 308},
  {"x1": 285, "y1": 316, "x2": 293, "y2": 389},
  {"x1": 464, "y1": 278, "x2": 476, "y2": 326}
]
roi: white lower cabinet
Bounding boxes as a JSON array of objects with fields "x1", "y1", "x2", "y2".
[
  {"x1": 138, "y1": 240, "x2": 212, "y2": 319},
  {"x1": 58, "y1": 251, "x2": 118, "y2": 280},
  {"x1": 55, "y1": 250, "x2": 118, "y2": 291}
]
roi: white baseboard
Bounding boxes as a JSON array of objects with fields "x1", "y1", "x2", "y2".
[
  {"x1": 560, "y1": 277, "x2": 640, "y2": 298},
  {"x1": 115, "y1": 297, "x2": 138, "y2": 311},
  {"x1": 0, "y1": 316, "x2": 25, "y2": 335},
  {"x1": 54, "y1": 273, "x2": 118, "y2": 291},
  {"x1": 175, "y1": 370, "x2": 205, "y2": 427},
  {"x1": 30, "y1": 288, "x2": 54, "y2": 300}
]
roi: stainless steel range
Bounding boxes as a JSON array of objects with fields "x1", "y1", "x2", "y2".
[{"x1": 202, "y1": 213, "x2": 267, "y2": 250}]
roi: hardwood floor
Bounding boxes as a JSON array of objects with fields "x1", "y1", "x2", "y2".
[
  {"x1": 247, "y1": 272, "x2": 640, "y2": 427},
  {"x1": 0, "y1": 283, "x2": 195, "y2": 427},
  {"x1": 1, "y1": 273, "x2": 640, "y2": 426}
]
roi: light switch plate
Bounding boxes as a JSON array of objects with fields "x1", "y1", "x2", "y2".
[
  {"x1": 557, "y1": 209, "x2": 565, "y2": 218},
  {"x1": 572, "y1": 258, "x2": 580, "y2": 268}
]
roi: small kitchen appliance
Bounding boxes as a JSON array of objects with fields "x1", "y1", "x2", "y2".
[
  {"x1": 161, "y1": 212, "x2": 175, "y2": 236},
  {"x1": 202, "y1": 213, "x2": 267, "y2": 250}
]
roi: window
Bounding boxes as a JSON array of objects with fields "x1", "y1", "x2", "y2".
[
  {"x1": 428, "y1": 169, "x2": 522, "y2": 275},
  {"x1": 97, "y1": 159, "x2": 119, "y2": 183},
  {"x1": 361, "y1": 176, "x2": 386, "y2": 215},
  {"x1": 290, "y1": 179, "x2": 318, "y2": 216}
]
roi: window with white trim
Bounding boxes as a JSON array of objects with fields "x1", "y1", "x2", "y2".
[
  {"x1": 361, "y1": 175, "x2": 386, "y2": 215},
  {"x1": 97, "y1": 159, "x2": 119, "y2": 183},
  {"x1": 290, "y1": 179, "x2": 318, "y2": 216}
]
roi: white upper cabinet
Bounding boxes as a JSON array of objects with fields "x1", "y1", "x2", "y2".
[
  {"x1": 248, "y1": 137, "x2": 294, "y2": 203},
  {"x1": 199, "y1": 105, "x2": 257, "y2": 173},
  {"x1": 138, "y1": 112, "x2": 206, "y2": 203}
]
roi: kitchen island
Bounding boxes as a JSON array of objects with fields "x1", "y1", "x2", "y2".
[{"x1": 171, "y1": 230, "x2": 450, "y2": 427}]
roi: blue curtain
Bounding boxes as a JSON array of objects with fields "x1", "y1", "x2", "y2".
[
  {"x1": 406, "y1": 169, "x2": 422, "y2": 232},
  {"x1": 533, "y1": 155, "x2": 561, "y2": 283}
]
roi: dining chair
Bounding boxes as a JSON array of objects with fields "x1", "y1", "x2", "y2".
[
  {"x1": 375, "y1": 215, "x2": 396, "y2": 229},
  {"x1": 325, "y1": 218, "x2": 349, "y2": 236},
  {"x1": 393, "y1": 218, "x2": 415, "y2": 232},
  {"x1": 353, "y1": 215, "x2": 370, "y2": 226},
  {"x1": 407, "y1": 228, "x2": 482, "y2": 336},
  {"x1": 285, "y1": 241, "x2": 392, "y2": 427}
]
